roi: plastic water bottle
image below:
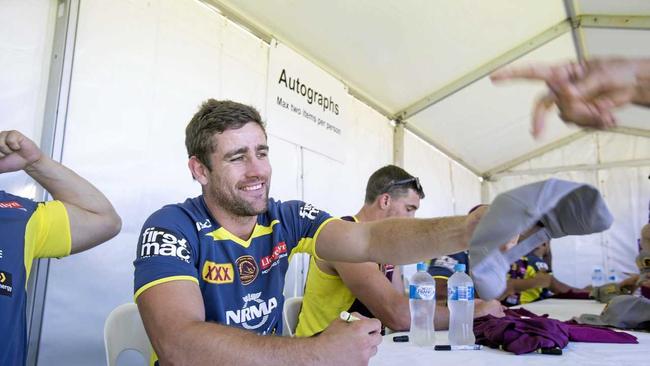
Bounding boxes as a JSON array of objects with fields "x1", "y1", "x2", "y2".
[
  {"x1": 448, "y1": 263, "x2": 476, "y2": 346},
  {"x1": 591, "y1": 266, "x2": 605, "y2": 287},
  {"x1": 607, "y1": 269, "x2": 618, "y2": 284},
  {"x1": 409, "y1": 262, "x2": 436, "y2": 346}
]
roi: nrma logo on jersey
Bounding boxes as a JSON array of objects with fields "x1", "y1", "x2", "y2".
[
  {"x1": 139, "y1": 227, "x2": 191, "y2": 263},
  {"x1": 226, "y1": 292, "x2": 278, "y2": 331}
]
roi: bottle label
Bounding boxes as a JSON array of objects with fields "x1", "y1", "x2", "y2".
[
  {"x1": 448, "y1": 285, "x2": 474, "y2": 301},
  {"x1": 409, "y1": 284, "x2": 435, "y2": 300}
]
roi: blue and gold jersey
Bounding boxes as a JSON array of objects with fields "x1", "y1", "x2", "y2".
[
  {"x1": 134, "y1": 196, "x2": 334, "y2": 338},
  {"x1": 0, "y1": 191, "x2": 71, "y2": 366},
  {"x1": 502, "y1": 253, "x2": 552, "y2": 306}
]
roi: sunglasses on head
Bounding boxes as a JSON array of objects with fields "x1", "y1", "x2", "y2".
[{"x1": 384, "y1": 177, "x2": 425, "y2": 198}]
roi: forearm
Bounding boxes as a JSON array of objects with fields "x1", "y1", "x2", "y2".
[
  {"x1": 366, "y1": 216, "x2": 467, "y2": 265},
  {"x1": 24, "y1": 155, "x2": 121, "y2": 251},
  {"x1": 158, "y1": 322, "x2": 323, "y2": 365},
  {"x1": 633, "y1": 58, "x2": 650, "y2": 107},
  {"x1": 507, "y1": 278, "x2": 542, "y2": 293},
  {"x1": 548, "y1": 276, "x2": 574, "y2": 294},
  {"x1": 381, "y1": 296, "x2": 449, "y2": 331},
  {"x1": 24, "y1": 156, "x2": 114, "y2": 215},
  {"x1": 434, "y1": 305, "x2": 450, "y2": 330}
]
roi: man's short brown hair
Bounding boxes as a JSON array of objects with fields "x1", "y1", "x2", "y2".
[
  {"x1": 364, "y1": 165, "x2": 425, "y2": 204},
  {"x1": 185, "y1": 99, "x2": 265, "y2": 169}
]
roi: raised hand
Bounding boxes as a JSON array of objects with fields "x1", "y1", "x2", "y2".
[
  {"x1": 0, "y1": 130, "x2": 43, "y2": 173},
  {"x1": 491, "y1": 58, "x2": 648, "y2": 137}
]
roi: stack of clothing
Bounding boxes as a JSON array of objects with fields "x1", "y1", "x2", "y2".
[{"x1": 474, "y1": 307, "x2": 638, "y2": 355}]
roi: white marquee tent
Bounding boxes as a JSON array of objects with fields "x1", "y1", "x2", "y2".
[{"x1": 1, "y1": 0, "x2": 649, "y2": 365}]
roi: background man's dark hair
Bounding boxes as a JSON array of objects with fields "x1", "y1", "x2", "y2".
[
  {"x1": 364, "y1": 165, "x2": 425, "y2": 204},
  {"x1": 185, "y1": 99, "x2": 266, "y2": 169}
]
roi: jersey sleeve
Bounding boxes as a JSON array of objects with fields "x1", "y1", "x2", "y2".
[
  {"x1": 279, "y1": 200, "x2": 335, "y2": 260},
  {"x1": 25, "y1": 200, "x2": 72, "y2": 260},
  {"x1": 133, "y1": 206, "x2": 200, "y2": 301}
]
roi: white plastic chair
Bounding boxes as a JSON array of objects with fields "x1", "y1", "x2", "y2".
[
  {"x1": 104, "y1": 303, "x2": 152, "y2": 366},
  {"x1": 282, "y1": 296, "x2": 303, "y2": 336}
]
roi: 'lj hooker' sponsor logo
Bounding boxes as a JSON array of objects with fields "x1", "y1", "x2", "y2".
[
  {"x1": 226, "y1": 292, "x2": 277, "y2": 332},
  {"x1": 260, "y1": 242, "x2": 288, "y2": 274},
  {"x1": 0, "y1": 201, "x2": 26, "y2": 211},
  {"x1": 202, "y1": 261, "x2": 234, "y2": 284},
  {"x1": 0, "y1": 271, "x2": 13, "y2": 297}
]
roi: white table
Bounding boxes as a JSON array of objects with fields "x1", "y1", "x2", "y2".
[{"x1": 371, "y1": 299, "x2": 650, "y2": 366}]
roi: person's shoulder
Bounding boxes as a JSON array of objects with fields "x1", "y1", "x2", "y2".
[{"x1": 265, "y1": 198, "x2": 333, "y2": 227}]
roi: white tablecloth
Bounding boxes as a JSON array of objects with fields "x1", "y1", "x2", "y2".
[{"x1": 371, "y1": 299, "x2": 650, "y2": 366}]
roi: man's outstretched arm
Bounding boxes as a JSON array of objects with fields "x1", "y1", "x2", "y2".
[
  {"x1": 315, "y1": 207, "x2": 485, "y2": 265},
  {"x1": 0, "y1": 130, "x2": 121, "y2": 253}
]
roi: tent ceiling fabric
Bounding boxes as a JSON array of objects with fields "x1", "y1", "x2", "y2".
[
  {"x1": 408, "y1": 33, "x2": 579, "y2": 174},
  {"x1": 209, "y1": 0, "x2": 650, "y2": 176},
  {"x1": 576, "y1": 0, "x2": 650, "y2": 15}
]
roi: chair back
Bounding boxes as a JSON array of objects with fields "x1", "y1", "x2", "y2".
[
  {"x1": 282, "y1": 296, "x2": 303, "y2": 336},
  {"x1": 104, "y1": 303, "x2": 152, "y2": 366}
]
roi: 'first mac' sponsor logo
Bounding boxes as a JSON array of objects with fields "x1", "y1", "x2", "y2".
[
  {"x1": 202, "y1": 261, "x2": 234, "y2": 284},
  {"x1": 0, "y1": 270, "x2": 13, "y2": 297},
  {"x1": 139, "y1": 227, "x2": 191, "y2": 263}
]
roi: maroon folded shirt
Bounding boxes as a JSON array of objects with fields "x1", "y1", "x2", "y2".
[
  {"x1": 474, "y1": 308, "x2": 637, "y2": 355},
  {"x1": 551, "y1": 289, "x2": 591, "y2": 300}
]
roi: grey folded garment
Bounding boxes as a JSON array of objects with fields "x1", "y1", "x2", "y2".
[
  {"x1": 591, "y1": 283, "x2": 631, "y2": 304},
  {"x1": 575, "y1": 295, "x2": 650, "y2": 330},
  {"x1": 469, "y1": 178, "x2": 613, "y2": 300}
]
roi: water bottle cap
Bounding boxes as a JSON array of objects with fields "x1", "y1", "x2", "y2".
[
  {"x1": 417, "y1": 262, "x2": 428, "y2": 272},
  {"x1": 454, "y1": 263, "x2": 466, "y2": 273}
]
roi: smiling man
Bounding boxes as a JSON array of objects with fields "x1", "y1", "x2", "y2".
[{"x1": 134, "y1": 99, "x2": 487, "y2": 366}]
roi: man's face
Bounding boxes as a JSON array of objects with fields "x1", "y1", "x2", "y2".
[
  {"x1": 204, "y1": 122, "x2": 271, "y2": 216},
  {"x1": 386, "y1": 188, "x2": 421, "y2": 218}
]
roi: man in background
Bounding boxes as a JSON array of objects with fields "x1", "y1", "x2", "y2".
[{"x1": 296, "y1": 165, "x2": 504, "y2": 337}]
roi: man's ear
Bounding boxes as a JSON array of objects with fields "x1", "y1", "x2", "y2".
[
  {"x1": 188, "y1": 156, "x2": 210, "y2": 185},
  {"x1": 378, "y1": 193, "x2": 391, "y2": 210}
]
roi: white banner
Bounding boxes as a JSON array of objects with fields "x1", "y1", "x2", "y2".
[{"x1": 266, "y1": 40, "x2": 348, "y2": 162}]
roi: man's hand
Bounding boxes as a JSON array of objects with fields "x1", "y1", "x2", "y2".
[
  {"x1": 490, "y1": 58, "x2": 648, "y2": 138},
  {"x1": 0, "y1": 130, "x2": 43, "y2": 173},
  {"x1": 474, "y1": 299, "x2": 505, "y2": 318},
  {"x1": 318, "y1": 313, "x2": 382, "y2": 366}
]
